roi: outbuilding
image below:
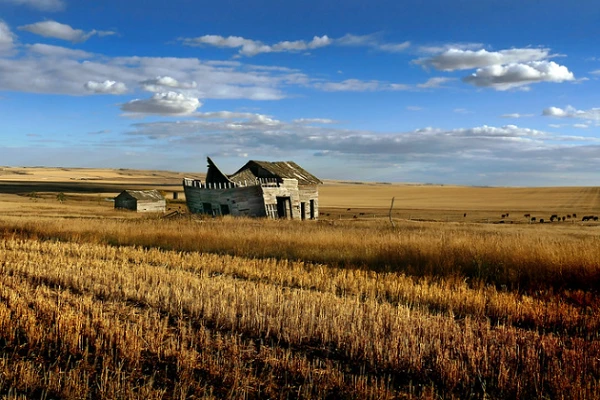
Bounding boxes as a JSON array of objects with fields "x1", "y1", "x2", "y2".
[{"x1": 114, "y1": 190, "x2": 166, "y2": 212}]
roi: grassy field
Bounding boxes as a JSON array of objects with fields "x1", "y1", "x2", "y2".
[{"x1": 0, "y1": 167, "x2": 599, "y2": 399}]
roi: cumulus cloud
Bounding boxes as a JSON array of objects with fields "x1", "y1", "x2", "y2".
[
  {"x1": 0, "y1": 47, "x2": 295, "y2": 99},
  {"x1": 140, "y1": 76, "x2": 197, "y2": 92},
  {"x1": 0, "y1": 0, "x2": 64, "y2": 11},
  {"x1": 415, "y1": 48, "x2": 551, "y2": 71},
  {"x1": 84, "y1": 80, "x2": 127, "y2": 94},
  {"x1": 125, "y1": 117, "x2": 600, "y2": 186},
  {"x1": 413, "y1": 46, "x2": 574, "y2": 91},
  {"x1": 542, "y1": 105, "x2": 600, "y2": 123},
  {"x1": 121, "y1": 92, "x2": 201, "y2": 116},
  {"x1": 181, "y1": 34, "x2": 332, "y2": 56},
  {"x1": 0, "y1": 20, "x2": 16, "y2": 54},
  {"x1": 18, "y1": 21, "x2": 115, "y2": 42},
  {"x1": 463, "y1": 61, "x2": 574, "y2": 90}
]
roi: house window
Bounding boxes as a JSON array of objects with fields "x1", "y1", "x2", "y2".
[
  {"x1": 202, "y1": 202, "x2": 213, "y2": 215},
  {"x1": 300, "y1": 202, "x2": 306, "y2": 220},
  {"x1": 265, "y1": 203, "x2": 278, "y2": 219}
]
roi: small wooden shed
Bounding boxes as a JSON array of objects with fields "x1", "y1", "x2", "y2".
[{"x1": 114, "y1": 190, "x2": 166, "y2": 212}]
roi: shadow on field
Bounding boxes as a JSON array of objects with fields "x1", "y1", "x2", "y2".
[{"x1": 0, "y1": 181, "x2": 177, "y2": 195}]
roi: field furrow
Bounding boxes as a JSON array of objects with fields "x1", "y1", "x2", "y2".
[{"x1": 1, "y1": 237, "x2": 599, "y2": 399}]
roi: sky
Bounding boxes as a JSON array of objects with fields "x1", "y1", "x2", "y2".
[{"x1": 1, "y1": 0, "x2": 599, "y2": 186}]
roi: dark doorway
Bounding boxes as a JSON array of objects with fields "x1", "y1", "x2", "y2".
[
  {"x1": 309, "y1": 199, "x2": 315, "y2": 220},
  {"x1": 276, "y1": 196, "x2": 292, "y2": 219},
  {"x1": 300, "y1": 202, "x2": 306, "y2": 220},
  {"x1": 220, "y1": 204, "x2": 230, "y2": 215},
  {"x1": 202, "y1": 202, "x2": 213, "y2": 216}
]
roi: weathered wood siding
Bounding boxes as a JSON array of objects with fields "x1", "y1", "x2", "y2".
[
  {"x1": 184, "y1": 185, "x2": 266, "y2": 217},
  {"x1": 136, "y1": 200, "x2": 166, "y2": 213},
  {"x1": 114, "y1": 196, "x2": 136, "y2": 211},
  {"x1": 298, "y1": 184, "x2": 319, "y2": 220}
]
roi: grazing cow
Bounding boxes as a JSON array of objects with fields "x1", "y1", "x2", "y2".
[
  {"x1": 573, "y1": 213, "x2": 577, "y2": 218},
  {"x1": 524, "y1": 213, "x2": 531, "y2": 218},
  {"x1": 531, "y1": 217, "x2": 536, "y2": 222},
  {"x1": 567, "y1": 215, "x2": 571, "y2": 219},
  {"x1": 550, "y1": 214, "x2": 558, "y2": 222},
  {"x1": 562, "y1": 216, "x2": 566, "y2": 222},
  {"x1": 464, "y1": 213, "x2": 467, "y2": 217},
  {"x1": 594, "y1": 216, "x2": 599, "y2": 221},
  {"x1": 539, "y1": 218, "x2": 544, "y2": 223},
  {"x1": 501, "y1": 214, "x2": 506, "y2": 219}
]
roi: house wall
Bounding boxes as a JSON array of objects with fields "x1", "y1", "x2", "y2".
[
  {"x1": 136, "y1": 200, "x2": 166, "y2": 213},
  {"x1": 184, "y1": 185, "x2": 267, "y2": 217},
  {"x1": 114, "y1": 196, "x2": 136, "y2": 211},
  {"x1": 184, "y1": 179, "x2": 319, "y2": 220},
  {"x1": 298, "y1": 185, "x2": 319, "y2": 220}
]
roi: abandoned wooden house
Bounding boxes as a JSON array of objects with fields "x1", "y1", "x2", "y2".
[
  {"x1": 114, "y1": 189, "x2": 166, "y2": 212},
  {"x1": 183, "y1": 157, "x2": 322, "y2": 219}
]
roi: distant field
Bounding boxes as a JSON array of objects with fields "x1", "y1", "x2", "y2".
[{"x1": 0, "y1": 167, "x2": 598, "y2": 223}]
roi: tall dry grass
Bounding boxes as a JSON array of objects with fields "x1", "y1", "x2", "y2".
[{"x1": 1, "y1": 216, "x2": 599, "y2": 292}]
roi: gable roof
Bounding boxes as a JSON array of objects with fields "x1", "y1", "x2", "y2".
[
  {"x1": 206, "y1": 157, "x2": 234, "y2": 185},
  {"x1": 117, "y1": 189, "x2": 164, "y2": 201},
  {"x1": 230, "y1": 160, "x2": 322, "y2": 185}
]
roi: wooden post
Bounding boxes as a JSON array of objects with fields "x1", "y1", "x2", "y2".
[{"x1": 389, "y1": 197, "x2": 395, "y2": 228}]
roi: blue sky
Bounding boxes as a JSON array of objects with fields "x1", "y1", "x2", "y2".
[{"x1": 1, "y1": 0, "x2": 599, "y2": 186}]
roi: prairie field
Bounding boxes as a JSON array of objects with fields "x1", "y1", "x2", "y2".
[{"x1": 0, "y1": 167, "x2": 599, "y2": 399}]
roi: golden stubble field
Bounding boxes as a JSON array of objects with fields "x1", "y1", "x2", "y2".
[{"x1": 0, "y1": 166, "x2": 599, "y2": 399}]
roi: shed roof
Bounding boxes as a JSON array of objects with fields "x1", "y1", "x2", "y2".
[
  {"x1": 117, "y1": 189, "x2": 165, "y2": 201},
  {"x1": 230, "y1": 160, "x2": 322, "y2": 185}
]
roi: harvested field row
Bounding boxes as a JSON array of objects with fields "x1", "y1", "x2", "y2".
[{"x1": 1, "y1": 238, "x2": 599, "y2": 399}]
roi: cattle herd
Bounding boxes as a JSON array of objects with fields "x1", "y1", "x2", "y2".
[{"x1": 517, "y1": 212, "x2": 599, "y2": 223}]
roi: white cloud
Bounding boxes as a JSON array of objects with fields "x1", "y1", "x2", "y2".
[
  {"x1": 0, "y1": 48, "x2": 295, "y2": 99},
  {"x1": 18, "y1": 21, "x2": 115, "y2": 43},
  {"x1": 140, "y1": 76, "x2": 197, "y2": 92},
  {"x1": 0, "y1": 0, "x2": 64, "y2": 11},
  {"x1": 463, "y1": 61, "x2": 575, "y2": 90},
  {"x1": 315, "y1": 79, "x2": 410, "y2": 92},
  {"x1": 501, "y1": 113, "x2": 534, "y2": 118},
  {"x1": 182, "y1": 33, "x2": 410, "y2": 56},
  {"x1": 542, "y1": 105, "x2": 600, "y2": 123},
  {"x1": 417, "y1": 42, "x2": 484, "y2": 54},
  {"x1": 181, "y1": 34, "x2": 332, "y2": 56},
  {"x1": 417, "y1": 77, "x2": 454, "y2": 88},
  {"x1": 573, "y1": 124, "x2": 589, "y2": 129},
  {"x1": 415, "y1": 48, "x2": 551, "y2": 71},
  {"x1": 121, "y1": 92, "x2": 201, "y2": 116},
  {"x1": 27, "y1": 43, "x2": 92, "y2": 58},
  {"x1": 84, "y1": 80, "x2": 127, "y2": 94},
  {"x1": 0, "y1": 20, "x2": 16, "y2": 54},
  {"x1": 292, "y1": 118, "x2": 337, "y2": 124}
]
